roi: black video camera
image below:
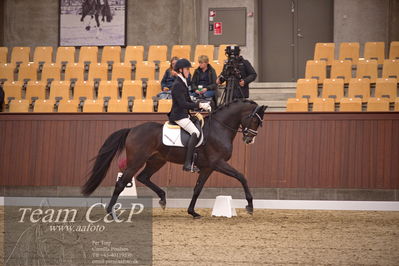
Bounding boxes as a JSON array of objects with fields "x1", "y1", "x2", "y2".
[{"x1": 221, "y1": 46, "x2": 242, "y2": 81}]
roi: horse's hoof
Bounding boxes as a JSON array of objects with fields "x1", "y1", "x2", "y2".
[
  {"x1": 246, "y1": 205, "x2": 254, "y2": 215},
  {"x1": 159, "y1": 199, "x2": 166, "y2": 210},
  {"x1": 85, "y1": 26, "x2": 90, "y2": 31},
  {"x1": 188, "y1": 210, "x2": 202, "y2": 219}
]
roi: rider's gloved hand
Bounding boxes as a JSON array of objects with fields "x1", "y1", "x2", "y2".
[{"x1": 199, "y1": 102, "x2": 212, "y2": 112}]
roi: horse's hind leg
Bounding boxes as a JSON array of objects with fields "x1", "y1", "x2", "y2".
[
  {"x1": 136, "y1": 154, "x2": 167, "y2": 209},
  {"x1": 107, "y1": 161, "x2": 144, "y2": 214}
]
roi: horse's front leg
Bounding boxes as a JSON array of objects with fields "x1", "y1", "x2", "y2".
[
  {"x1": 214, "y1": 160, "x2": 254, "y2": 214},
  {"x1": 188, "y1": 168, "x2": 213, "y2": 218}
]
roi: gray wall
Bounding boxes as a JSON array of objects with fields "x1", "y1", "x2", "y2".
[
  {"x1": 334, "y1": 0, "x2": 398, "y2": 57},
  {"x1": 1, "y1": 0, "x2": 199, "y2": 60}
]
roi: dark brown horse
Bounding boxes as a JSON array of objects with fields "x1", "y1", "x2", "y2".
[
  {"x1": 82, "y1": 100, "x2": 267, "y2": 218},
  {"x1": 80, "y1": 0, "x2": 112, "y2": 30}
]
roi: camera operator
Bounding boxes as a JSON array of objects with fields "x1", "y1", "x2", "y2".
[{"x1": 216, "y1": 46, "x2": 257, "y2": 104}]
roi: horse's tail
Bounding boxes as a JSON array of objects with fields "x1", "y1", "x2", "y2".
[{"x1": 81, "y1": 128, "x2": 131, "y2": 196}]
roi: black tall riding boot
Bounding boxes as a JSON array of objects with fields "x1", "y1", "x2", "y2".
[{"x1": 183, "y1": 134, "x2": 199, "y2": 172}]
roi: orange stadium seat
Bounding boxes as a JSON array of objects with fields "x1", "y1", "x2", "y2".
[
  {"x1": 9, "y1": 99, "x2": 30, "y2": 112},
  {"x1": 347, "y1": 78, "x2": 370, "y2": 102},
  {"x1": 322, "y1": 78, "x2": 344, "y2": 102},
  {"x1": 135, "y1": 61, "x2": 155, "y2": 81},
  {"x1": 78, "y1": 46, "x2": 98, "y2": 64},
  {"x1": 65, "y1": 63, "x2": 84, "y2": 81},
  {"x1": 41, "y1": 63, "x2": 61, "y2": 82},
  {"x1": 367, "y1": 97, "x2": 389, "y2": 111},
  {"x1": 133, "y1": 99, "x2": 153, "y2": 112},
  {"x1": 11, "y1": 47, "x2": 30, "y2": 64},
  {"x1": 0, "y1": 47, "x2": 8, "y2": 63},
  {"x1": 25, "y1": 81, "x2": 46, "y2": 103},
  {"x1": 305, "y1": 60, "x2": 326, "y2": 84},
  {"x1": 49, "y1": 80, "x2": 70, "y2": 101},
  {"x1": 121, "y1": 80, "x2": 143, "y2": 100},
  {"x1": 382, "y1": 59, "x2": 399, "y2": 79},
  {"x1": 331, "y1": 60, "x2": 352, "y2": 83},
  {"x1": 33, "y1": 46, "x2": 53, "y2": 65},
  {"x1": 157, "y1": 99, "x2": 172, "y2": 112},
  {"x1": 73, "y1": 80, "x2": 94, "y2": 100},
  {"x1": 148, "y1": 45, "x2": 168, "y2": 62},
  {"x1": 158, "y1": 61, "x2": 171, "y2": 80},
  {"x1": 395, "y1": 98, "x2": 399, "y2": 111},
  {"x1": 171, "y1": 45, "x2": 191, "y2": 60},
  {"x1": 58, "y1": 99, "x2": 79, "y2": 112},
  {"x1": 2, "y1": 81, "x2": 23, "y2": 102},
  {"x1": 98, "y1": 80, "x2": 119, "y2": 100},
  {"x1": 216, "y1": 44, "x2": 236, "y2": 63},
  {"x1": 356, "y1": 59, "x2": 378, "y2": 83},
  {"x1": 0, "y1": 63, "x2": 15, "y2": 81},
  {"x1": 374, "y1": 78, "x2": 397, "y2": 102},
  {"x1": 56, "y1": 47, "x2": 76, "y2": 65},
  {"x1": 102, "y1": 46, "x2": 121, "y2": 64},
  {"x1": 364, "y1": 42, "x2": 385, "y2": 64},
  {"x1": 211, "y1": 61, "x2": 224, "y2": 76},
  {"x1": 108, "y1": 99, "x2": 129, "y2": 112},
  {"x1": 83, "y1": 99, "x2": 104, "y2": 112},
  {"x1": 194, "y1": 45, "x2": 215, "y2": 62},
  {"x1": 314, "y1": 43, "x2": 335, "y2": 65},
  {"x1": 88, "y1": 63, "x2": 108, "y2": 82},
  {"x1": 339, "y1": 42, "x2": 359, "y2": 64},
  {"x1": 296, "y1": 78, "x2": 318, "y2": 102},
  {"x1": 33, "y1": 99, "x2": 55, "y2": 112},
  {"x1": 286, "y1": 98, "x2": 308, "y2": 112},
  {"x1": 389, "y1": 41, "x2": 399, "y2": 60},
  {"x1": 18, "y1": 63, "x2": 38, "y2": 82},
  {"x1": 112, "y1": 62, "x2": 132, "y2": 81},
  {"x1": 146, "y1": 80, "x2": 161, "y2": 99},
  {"x1": 312, "y1": 98, "x2": 335, "y2": 112},
  {"x1": 124, "y1": 45, "x2": 144, "y2": 64},
  {"x1": 339, "y1": 97, "x2": 362, "y2": 112}
]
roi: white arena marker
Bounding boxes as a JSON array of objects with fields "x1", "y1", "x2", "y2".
[
  {"x1": 212, "y1": 195, "x2": 237, "y2": 218},
  {"x1": 116, "y1": 172, "x2": 137, "y2": 197}
]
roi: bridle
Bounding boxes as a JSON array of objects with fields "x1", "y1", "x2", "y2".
[{"x1": 210, "y1": 105, "x2": 264, "y2": 138}]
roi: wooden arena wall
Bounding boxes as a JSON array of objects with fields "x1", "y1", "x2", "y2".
[{"x1": 0, "y1": 113, "x2": 398, "y2": 189}]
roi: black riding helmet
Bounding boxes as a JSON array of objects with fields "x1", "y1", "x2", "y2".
[{"x1": 174, "y1": 58, "x2": 192, "y2": 72}]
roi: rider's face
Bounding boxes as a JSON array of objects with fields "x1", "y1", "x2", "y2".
[{"x1": 182, "y1": 68, "x2": 190, "y2": 79}]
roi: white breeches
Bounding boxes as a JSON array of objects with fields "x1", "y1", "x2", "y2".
[{"x1": 175, "y1": 117, "x2": 200, "y2": 137}]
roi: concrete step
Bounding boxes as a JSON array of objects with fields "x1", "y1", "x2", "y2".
[
  {"x1": 250, "y1": 82, "x2": 296, "y2": 88},
  {"x1": 249, "y1": 88, "x2": 296, "y2": 94}
]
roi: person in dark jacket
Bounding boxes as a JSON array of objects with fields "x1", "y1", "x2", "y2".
[
  {"x1": 159, "y1": 57, "x2": 179, "y2": 99},
  {"x1": 168, "y1": 58, "x2": 211, "y2": 172},
  {"x1": 216, "y1": 46, "x2": 257, "y2": 99},
  {"x1": 191, "y1": 55, "x2": 217, "y2": 99}
]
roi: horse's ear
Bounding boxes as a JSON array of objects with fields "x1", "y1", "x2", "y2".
[{"x1": 261, "y1": 105, "x2": 268, "y2": 113}]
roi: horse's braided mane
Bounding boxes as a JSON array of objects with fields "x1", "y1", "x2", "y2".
[{"x1": 211, "y1": 99, "x2": 258, "y2": 114}]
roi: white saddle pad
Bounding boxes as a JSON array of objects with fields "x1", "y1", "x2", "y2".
[{"x1": 162, "y1": 123, "x2": 204, "y2": 147}]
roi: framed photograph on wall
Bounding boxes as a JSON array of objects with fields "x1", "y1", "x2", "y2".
[{"x1": 59, "y1": 0, "x2": 126, "y2": 46}]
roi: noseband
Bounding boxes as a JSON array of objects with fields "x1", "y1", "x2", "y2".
[{"x1": 211, "y1": 105, "x2": 263, "y2": 138}]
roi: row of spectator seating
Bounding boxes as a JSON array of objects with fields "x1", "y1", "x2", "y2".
[
  {"x1": 305, "y1": 59, "x2": 398, "y2": 83},
  {"x1": 288, "y1": 41, "x2": 399, "y2": 112},
  {"x1": 287, "y1": 97, "x2": 399, "y2": 112},
  {"x1": 0, "y1": 44, "x2": 232, "y2": 65},
  {"x1": 0, "y1": 60, "x2": 224, "y2": 83},
  {"x1": 314, "y1": 41, "x2": 399, "y2": 65},
  {"x1": 6, "y1": 98, "x2": 171, "y2": 113},
  {"x1": 2, "y1": 80, "x2": 160, "y2": 104},
  {"x1": 296, "y1": 78, "x2": 398, "y2": 103}
]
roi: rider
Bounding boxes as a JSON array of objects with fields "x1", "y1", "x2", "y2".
[{"x1": 168, "y1": 58, "x2": 211, "y2": 172}]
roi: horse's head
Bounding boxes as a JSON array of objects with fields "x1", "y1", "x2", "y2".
[{"x1": 241, "y1": 104, "x2": 267, "y2": 144}]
